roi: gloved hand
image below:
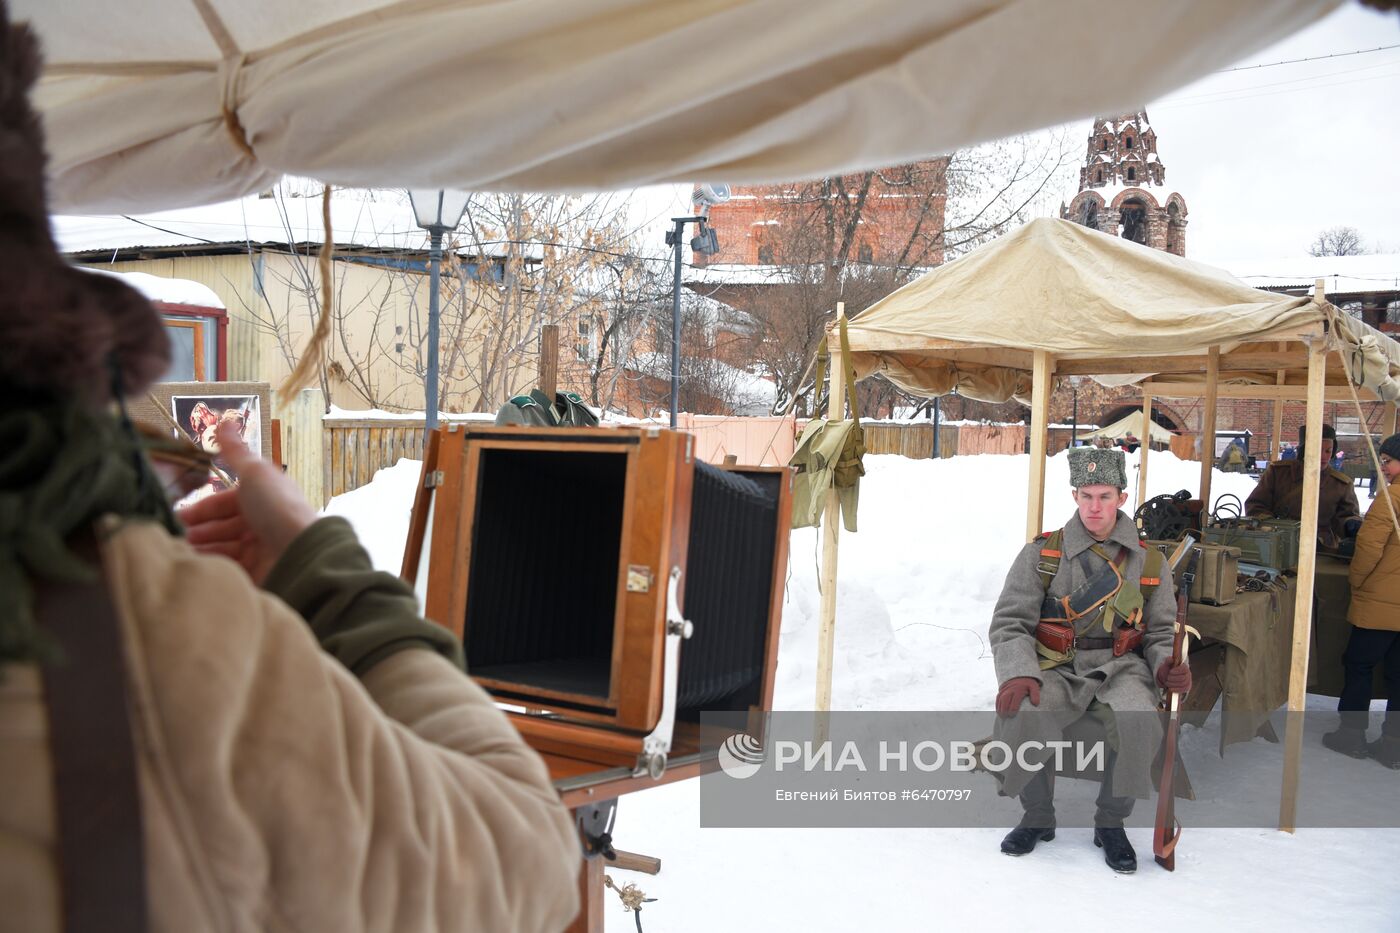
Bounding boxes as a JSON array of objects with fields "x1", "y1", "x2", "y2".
[
  {"x1": 1344, "y1": 518, "x2": 1363, "y2": 538},
  {"x1": 996, "y1": 677, "x2": 1041, "y2": 717},
  {"x1": 1156, "y1": 659, "x2": 1192, "y2": 694}
]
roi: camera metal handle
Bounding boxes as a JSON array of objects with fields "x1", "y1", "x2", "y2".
[{"x1": 636, "y1": 565, "x2": 693, "y2": 779}]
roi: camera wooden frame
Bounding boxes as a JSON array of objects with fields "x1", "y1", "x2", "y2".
[{"x1": 401, "y1": 422, "x2": 791, "y2": 784}]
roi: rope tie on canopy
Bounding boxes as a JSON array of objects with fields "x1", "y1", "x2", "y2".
[
  {"x1": 219, "y1": 57, "x2": 256, "y2": 161},
  {"x1": 1321, "y1": 302, "x2": 1400, "y2": 543},
  {"x1": 190, "y1": 0, "x2": 257, "y2": 160}
]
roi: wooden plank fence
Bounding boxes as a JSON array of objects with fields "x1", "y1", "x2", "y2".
[
  {"x1": 324, "y1": 419, "x2": 435, "y2": 503},
  {"x1": 861, "y1": 423, "x2": 960, "y2": 458},
  {"x1": 315, "y1": 415, "x2": 1029, "y2": 505}
]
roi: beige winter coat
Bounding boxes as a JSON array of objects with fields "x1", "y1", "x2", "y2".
[
  {"x1": 0, "y1": 519, "x2": 580, "y2": 933},
  {"x1": 1348, "y1": 479, "x2": 1400, "y2": 632}
]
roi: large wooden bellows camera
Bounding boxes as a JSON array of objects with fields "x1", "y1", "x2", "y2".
[{"x1": 402, "y1": 424, "x2": 791, "y2": 780}]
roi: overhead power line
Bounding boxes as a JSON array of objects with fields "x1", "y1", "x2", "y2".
[{"x1": 1215, "y1": 43, "x2": 1400, "y2": 73}]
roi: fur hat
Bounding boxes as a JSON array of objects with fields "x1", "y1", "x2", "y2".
[
  {"x1": 1068, "y1": 446, "x2": 1128, "y2": 489},
  {"x1": 0, "y1": 4, "x2": 168, "y2": 405}
]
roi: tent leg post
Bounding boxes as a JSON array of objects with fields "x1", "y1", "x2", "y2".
[
  {"x1": 1137, "y1": 394, "x2": 1152, "y2": 510},
  {"x1": 1199, "y1": 346, "x2": 1220, "y2": 511},
  {"x1": 1025, "y1": 351, "x2": 1053, "y2": 542},
  {"x1": 815, "y1": 303, "x2": 846, "y2": 740},
  {"x1": 1271, "y1": 341, "x2": 1288, "y2": 460},
  {"x1": 1280, "y1": 334, "x2": 1327, "y2": 833}
]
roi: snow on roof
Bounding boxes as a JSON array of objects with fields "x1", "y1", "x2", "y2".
[
  {"x1": 54, "y1": 188, "x2": 542, "y2": 260},
  {"x1": 84, "y1": 267, "x2": 224, "y2": 308},
  {"x1": 1211, "y1": 253, "x2": 1400, "y2": 295},
  {"x1": 684, "y1": 263, "x2": 806, "y2": 286}
]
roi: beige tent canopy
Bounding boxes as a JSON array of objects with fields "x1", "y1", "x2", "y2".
[
  {"x1": 844, "y1": 219, "x2": 1400, "y2": 410},
  {"x1": 809, "y1": 217, "x2": 1400, "y2": 831},
  {"x1": 1076, "y1": 410, "x2": 1173, "y2": 446},
  {"x1": 16, "y1": 0, "x2": 1337, "y2": 212}
]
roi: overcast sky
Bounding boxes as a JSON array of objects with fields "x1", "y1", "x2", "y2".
[
  {"x1": 634, "y1": 4, "x2": 1399, "y2": 269},
  {"x1": 1096, "y1": 2, "x2": 1400, "y2": 264}
]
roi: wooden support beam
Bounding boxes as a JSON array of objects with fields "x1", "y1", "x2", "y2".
[
  {"x1": 1199, "y1": 347, "x2": 1219, "y2": 512},
  {"x1": 816, "y1": 303, "x2": 846, "y2": 718},
  {"x1": 1142, "y1": 382, "x2": 1382, "y2": 402},
  {"x1": 1055, "y1": 351, "x2": 1309, "y2": 377},
  {"x1": 1137, "y1": 394, "x2": 1152, "y2": 510},
  {"x1": 539, "y1": 323, "x2": 559, "y2": 399},
  {"x1": 1281, "y1": 334, "x2": 1327, "y2": 833},
  {"x1": 1271, "y1": 342, "x2": 1288, "y2": 460},
  {"x1": 1025, "y1": 350, "x2": 1054, "y2": 542}
]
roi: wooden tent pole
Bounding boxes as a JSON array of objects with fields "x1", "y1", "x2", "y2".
[
  {"x1": 815, "y1": 302, "x2": 846, "y2": 717},
  {"x1": 1137, "y1": 393, "x2": 1152, "y2": 509},
  {"x1": 1280, "y1": 286, "x2": 1328, "y2": 832},
  {"x1": 1271, "y1": 341, "x2": 1288, "y2": 460},
  {"x1": 1025, "y1": 351, "x2": 1053, "y2": 542},
  {"x1": 1199, "y1": 346, "x2": 1220, "y2": 511}
]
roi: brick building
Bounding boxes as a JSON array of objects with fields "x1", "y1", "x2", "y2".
[{"x1": 693, "y1": 159, "x2": 949, "y2": 269}]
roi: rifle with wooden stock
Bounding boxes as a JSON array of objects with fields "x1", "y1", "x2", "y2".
[{"x1": 1154, "y1": 537, "x2": 1200, "y2": 872}]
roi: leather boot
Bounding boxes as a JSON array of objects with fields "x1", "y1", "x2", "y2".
[
  {"x1": 1000, "y1": 825, "x2": 1055, "y2": 856},
  {"x1": 1322, "y1": 726, "x2": 1370, "y2": 759},
  {"x1": 1093, "y1": 827, "x2": 1137, "y2": 873},
  {"x1": 1366, "y1": 735, "x2": 1400, "y2": 770}
]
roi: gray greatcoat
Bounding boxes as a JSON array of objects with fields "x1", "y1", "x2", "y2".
[{"x1": 989, "y1": 511, "x2": 1178, "y2": 798}]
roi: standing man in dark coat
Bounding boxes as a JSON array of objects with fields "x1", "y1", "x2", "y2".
[
  {"x1": 1246, "y1": 424, "x2": 1361, "y2": 550},
  {"x1": 989, "y1": 447, "x2": 1190, "y2": 873}
]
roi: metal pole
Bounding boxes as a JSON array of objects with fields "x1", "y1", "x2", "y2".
[
  {"x1": 1071, "y1": 384, "x2": 1078, "y2": 449},
  {"x1": 932, "y1": 396, "x2": 941, "y2": 458},
  {"x1": 669, "y1": 218, "x2": 685, "y2": 429},
  {"x1": 425, "y1": 227, "x2": 444, "y2": 434}
]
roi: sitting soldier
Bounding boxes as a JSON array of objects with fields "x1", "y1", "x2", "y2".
[{"x1": 989, "y1": 447, "x2": 1189, "y2": 873}]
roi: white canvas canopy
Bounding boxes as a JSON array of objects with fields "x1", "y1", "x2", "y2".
[
  {"x1": 15, "y1": 0, "x2": 1338, "y2": 212},
  {"x1": 1076, "y1": 410, "x2": 1173, "y2": 446}
]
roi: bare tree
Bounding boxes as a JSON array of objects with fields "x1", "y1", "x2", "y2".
[
  {"x1": 707, "y1": 132, "x2": 1076, "y2": 414},
  {"x1": 1308, "y1": 226, "x2": 1367, "y2": 257}
]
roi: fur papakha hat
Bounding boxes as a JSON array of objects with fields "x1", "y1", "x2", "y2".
[
  {"x1": 1068, "y1": 446, "x2": 1128, "y2": 489},
  {"x1": 0, "y1": 3, "x2": 168, "y2": 405}
]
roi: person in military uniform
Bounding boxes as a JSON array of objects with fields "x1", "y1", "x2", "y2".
[
  {"x1": 989, "y1": 447, "x2": 1190, "y2": 873},
  {"x1": 494, "y1": 389, "x2": 600, "y2": 427},
  {"x1": 1245, "y1": 424, "x2": 1361, "y2": 550}
]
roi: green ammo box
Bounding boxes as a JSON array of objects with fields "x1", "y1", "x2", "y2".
[
  {"x1": 1202, "y1": 522, "x2": 1293, "y2": 572},
  {"x1": 1256, "y1": 518, "x2": 1301, "y2": 571}
]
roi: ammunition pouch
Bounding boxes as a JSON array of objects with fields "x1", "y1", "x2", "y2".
[{"x1": 1034, "y1": 621, "x2": 1143, "y2": 658}]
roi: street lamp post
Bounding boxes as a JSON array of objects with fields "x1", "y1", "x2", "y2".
[
  {"x1": 408, "y1": 189, "x2": 470, "y2": 434},
  {"x1": 663, "y1": 184, "x2": 729, "y2": 428}
]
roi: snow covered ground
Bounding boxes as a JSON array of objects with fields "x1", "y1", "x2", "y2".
[{"x1": 327, "y1": 450, "x2": 1400, "y2": 932}]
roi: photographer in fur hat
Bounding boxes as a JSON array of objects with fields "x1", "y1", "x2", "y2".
[
  {"x1": 988, "y1": 446, "x2": 1188, "y2": 874},
  {"x1": 0, "y1": 5, "x2": 578, "y2": 930}
]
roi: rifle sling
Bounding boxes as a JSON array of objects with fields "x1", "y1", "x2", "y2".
[{"x1": 34, "y1": 526, "x2": 149, "y2": 933}]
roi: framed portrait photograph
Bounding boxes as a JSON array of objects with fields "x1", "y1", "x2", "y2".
[{"x1": 132, "y1": 381, "x2": 272, "y2": 508}]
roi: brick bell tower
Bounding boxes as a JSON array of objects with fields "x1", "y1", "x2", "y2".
[{"x1": 1062, "y1": 110, "x2": 1188, "y2": 256}]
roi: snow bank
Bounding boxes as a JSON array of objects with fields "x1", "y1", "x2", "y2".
[{"x1": 323, "y1": 449, "x2": 1400, "y2": 932}]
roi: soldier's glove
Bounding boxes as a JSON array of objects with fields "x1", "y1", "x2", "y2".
[
  {"x1": 1155, "y1": 660, "x2": 1192, "y2": 694},
  {"x1": 996, "y1": 677, "x2": 1041, "y2": 718},
  {"x1": 1344, "y1": 518, "x2": 1363, "y2": 538}
]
